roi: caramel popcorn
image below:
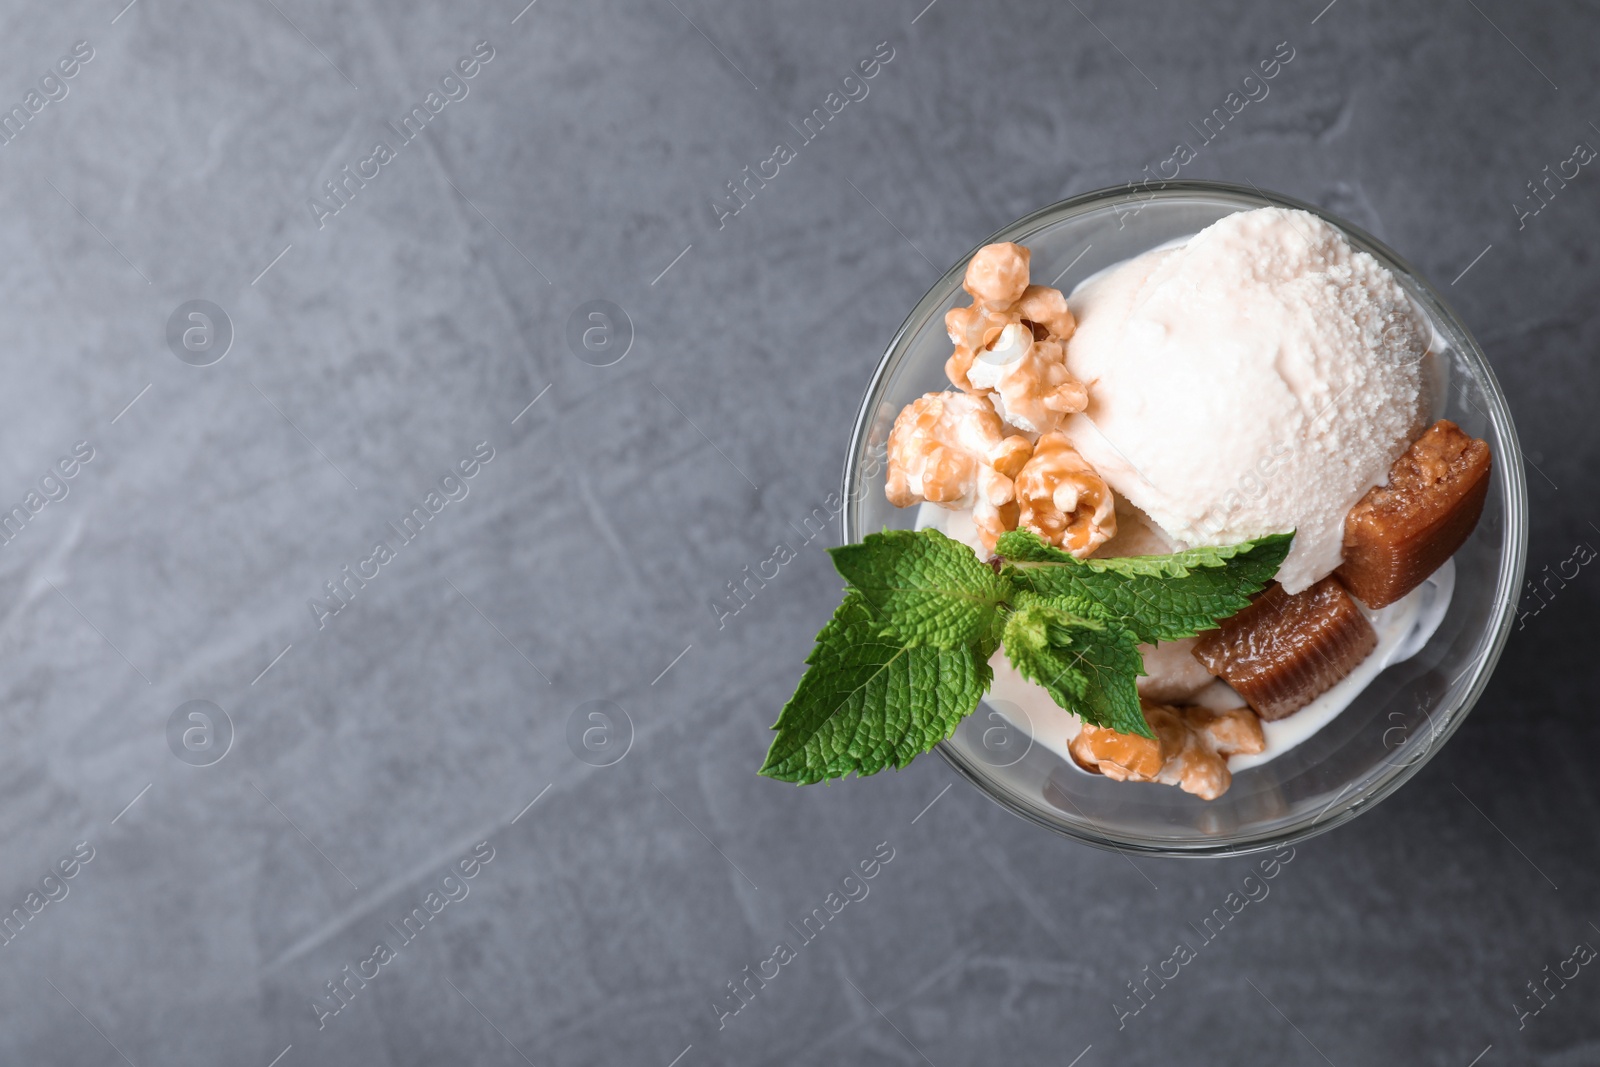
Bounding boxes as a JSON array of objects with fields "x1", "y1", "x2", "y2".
[
  {"x1": 1068, "y1": 712, "x2": 1176, "y2": 783},
  {"x1": 964, "y1": 327, "x2": 1089, "y2": 435},
  {"x1": 944, "y1": 304, "x2": 1012, "y2": 393},
  {"x1": 884, "y1": 392, "x2": 1033, "y2": 551},
  {"x1": 1070, "y1": 703, "x2": 1264, "y2": 801},
  {"x1": 886, "y1": 242, "x2": 1108, "y2": 552},
  {"x1": 1013, "y1": 432, "x2": 1116, "y2": 557},
  {"x1": 1184, "y1": 705, "x2": 1267, "y2": 758},
  {"x1": 963, "y1": 241, "x2": 1031, "y2": 308},
  {"x1": 1156, "y1": 706, "x2": 1265, "y2": 801},
  {"x1": 943, "y1": 244, "x2": 1085, "y2": 435},
  {"x1": 1014, "y1": 284, "x2": 1076, "y2": 341}
]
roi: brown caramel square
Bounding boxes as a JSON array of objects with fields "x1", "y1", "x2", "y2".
[
  {"x1": 1336, "y1": 420, "x2": 1491, "y2": 609},
  {"x1": 1193, "y1": 578, "x2": 1377, "y2": 721}
]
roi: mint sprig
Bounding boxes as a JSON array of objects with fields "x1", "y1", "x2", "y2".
[
  {"x1": 997, "y1": 528, "x2": 1294, "y2": 644},
  {"x1": 758, "y1": 590, "x2": 993, "y2": 784},
  {"x1": 759, "y1": 526, "x2": 1292, "y2": 784}
]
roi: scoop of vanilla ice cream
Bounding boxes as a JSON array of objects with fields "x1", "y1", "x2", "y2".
[{"x1": 1062, "y1": 207, "x2": 1428, "y2": 593}]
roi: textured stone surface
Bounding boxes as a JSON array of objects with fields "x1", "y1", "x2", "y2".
[{"x1": 0, "y1": 0, "x2": 1594, "y2": 1063}]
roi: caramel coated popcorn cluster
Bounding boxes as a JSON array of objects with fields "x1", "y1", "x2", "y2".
[
  {"x1": 946, "y1": 243, "x2": 1087, "y2": 435},
  {"x1": 1015, "y1": 432, "x2": 1116, "y2": 558},
  {"x1": 885, "y1": 242, "x2": 1113, "y2": 556},
  {"x1": 884, "y1": 392, "x2": 1031, "y2": 549},
  {"x1": 1070, "y1": 703, "x2": 1265, "y2": 801}
]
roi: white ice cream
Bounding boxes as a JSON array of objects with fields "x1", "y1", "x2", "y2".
[{"x1": 1061, "y1": 207, "x2": 1429, "y2": 593}]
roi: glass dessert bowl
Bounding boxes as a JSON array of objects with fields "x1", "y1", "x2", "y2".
[{"x1": 842, "y1": 181, "x2": 1527, "y2": 856}]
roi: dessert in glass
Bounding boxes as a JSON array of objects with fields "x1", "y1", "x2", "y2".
[{"x1": 843, "y1": 182, "x2": 1526, "y2": 854}]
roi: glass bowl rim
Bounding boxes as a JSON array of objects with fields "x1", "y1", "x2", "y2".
[{"x1": 840, "y1": 178, "x2": 1529, "y2": 857}]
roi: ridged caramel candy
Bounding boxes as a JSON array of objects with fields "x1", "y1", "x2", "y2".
[
  {"x1": 1336, "y1": 419, "x2": 1491, "y2": 609},
  {"x1": 1193, "y1": 578, "x2": 1377, "y2": 721}
]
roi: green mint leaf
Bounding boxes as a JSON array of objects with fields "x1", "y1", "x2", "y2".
[
  {"x1": 996, "y1": 528, "x2": 1294, "y2": 644},
  {"x1": 760, "y1": 589, "x2": 991, "y2": 784},
  {"x1": 998, "y1": 599, "x2": 1096, "y2": 708},
  {"x1": 1002, "y1": 593, "x2": 1151, "y2": 738},
  {"x1": 829, "y1": 528, "x2": 1010, "y2": 654}
]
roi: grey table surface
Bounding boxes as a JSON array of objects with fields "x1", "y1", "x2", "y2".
[{"x1": 0, "y1": 0, "x2": 1593, "y2": 1063}]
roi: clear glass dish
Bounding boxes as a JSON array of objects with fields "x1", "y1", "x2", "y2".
[{"x1": 842, "y1": 180, "x2": 1528, "y2": 856}]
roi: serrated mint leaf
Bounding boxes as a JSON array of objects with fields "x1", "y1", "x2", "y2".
[
  {"x1": 829, "y1": 528, "x2": 1010, "y2": 654},
  {"x1": 996, "y1": 528, "x2": 1293, "y2": 644},
  {"x1": 760, "y1": 590, "x2": 991, "y2": 784},
  {"x1": 1002, "y1": 594, "x2": 1151, "y2": 738},
  {"x1": 1000, "y1": 601, "x2": 1095, "y2": 708}
]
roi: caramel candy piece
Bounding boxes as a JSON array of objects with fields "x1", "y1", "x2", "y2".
[
  {"x1": 1336, "y1": 419, "x2": 1491, "y2": 609},
  {"x1": 1193, "y1": 578, "x2": 1377, "y2": 721}
]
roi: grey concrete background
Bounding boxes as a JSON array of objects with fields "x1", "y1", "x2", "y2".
[{"x1": 0, "y1": 0, "x2": 1593, "y2": 1063}]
